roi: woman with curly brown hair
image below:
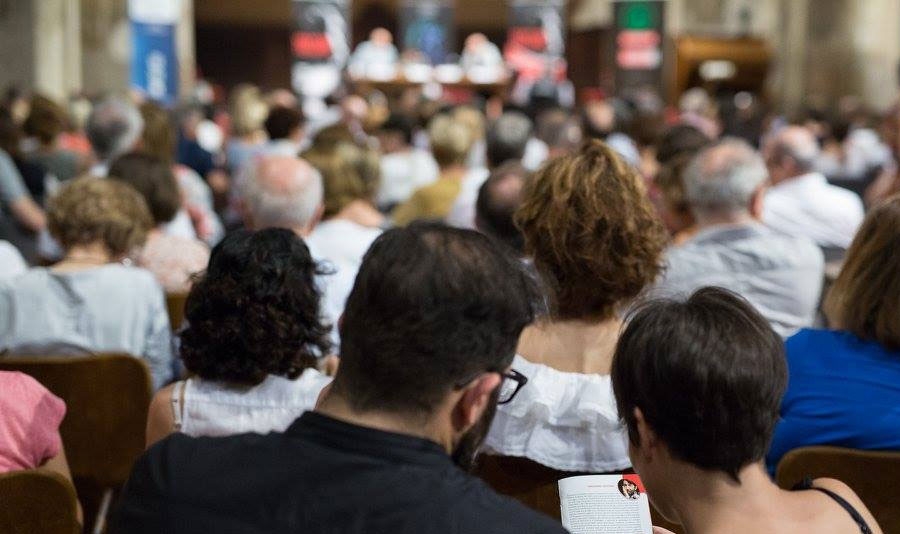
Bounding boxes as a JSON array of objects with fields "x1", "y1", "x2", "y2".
[
  {"x1": 483, "y1": 139, "x2": 668, "y2": 474},
  {"x1": 145, "y1": 228, "x2": 334, "y2": 446},
  {"x1": 0, "y1": 177, "x2": 174, "y2": 389},
  {"x1": 515, "y1": 138, "x2": 668, "y2": 374}
]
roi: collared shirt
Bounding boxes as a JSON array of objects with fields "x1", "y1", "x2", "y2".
[
  {"x1": 657, "y1": 223, "x2": 824, "y2": 337},
  {"x1": 763, "y1": 172, "x2": 864, "y2": 249},
  {"x1": 109, "y1": 411, "x2": 568, "y2": 534}
]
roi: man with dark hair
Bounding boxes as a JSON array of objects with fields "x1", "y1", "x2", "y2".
[
  {"x1": 612, "y1": 287, "x2": 880, "y2": 533},
  {"x1": 110, "y1": 223, "x2": 566, "y2": 534},
  {"x1": 475, "y1": 161, "x2": 529, "y2": 254},
  {"x1": 262, "y1": 105, "x2": 304, "y2": 156}
]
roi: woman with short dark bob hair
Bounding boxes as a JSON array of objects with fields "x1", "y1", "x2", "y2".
[
  {"x1": 613, "y1": 287, "x2": 881, "y2": 534},
  {"x1": 145, "y1": 228, "x2": 333, "y2": 445}
]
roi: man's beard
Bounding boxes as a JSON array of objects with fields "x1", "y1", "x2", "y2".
[{"x1": 451, "y1": 389, "x2": 499, "y2": 472}]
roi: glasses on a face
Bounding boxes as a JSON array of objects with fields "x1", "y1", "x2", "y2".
[{"x1": 455, "y1": 368, "x2": 528, "y2": 405}]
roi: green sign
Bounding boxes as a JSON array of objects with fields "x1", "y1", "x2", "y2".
[{"x1": 618, "y1": 1, "x2": 656, "y2": 30}]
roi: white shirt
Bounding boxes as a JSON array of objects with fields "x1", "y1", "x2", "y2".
[
  {"x1": 444, "y1": 167, "x2": 491, "y2": 229},
  {"x1": 307, "y1": 219, "x2": 381, "y2": 270},
  {"x1": 763, "y1": 172, "x2": 864, "y2": 249},
  {"x1": 522, "y1": 138, "x2": 548, "y2": 171},
  {"x1": 377, "y1": 150, "x2": 440, "y2": 209},
  {"x1": 0, "y1": 241, "x2": 26, "y2": 280},
  {"x1": 485, "y1": 355, "x2": 631, "y2": 473},
  {"x1": 172, "y1": 369, "x2": 333, "y2": 438},
  {"x1": 306, "y1": 236, "x2": 367, "y2": 350}
]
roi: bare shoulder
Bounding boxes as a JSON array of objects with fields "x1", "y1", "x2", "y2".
[
  {"x1": 145, "y1": 383, "x2": 177, "y2": 449},
  {"x1": 811, "y1": 478, "x2": 884, "y2": 534}
]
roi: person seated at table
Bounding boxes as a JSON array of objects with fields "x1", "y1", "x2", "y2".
[
  {"x1": 0, "y1": 178, "x2": 174, "y2": 390},
  {"x1": 767, "y1": 195, "x2": 900, "y2": 471},
  {"x1": 613, "y1": 287, "x2": 882, "y2": 534},
  {"x1": 145, "y1": 228, "x2": 333, "y2": 446},
  {"x1": 349, "y1": 28, "x2": 399, "y2": 77}
]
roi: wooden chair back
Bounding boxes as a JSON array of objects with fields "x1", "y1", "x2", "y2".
[
  {"x1": 776, "y1": 446, "x2": 900, "y2": 533},
  {"x1": 474, "y1": 455, "x2": 683, "y2": 532},
  {"x1": 0, "y1": 469, "x2": 80, "y2": 534},
  {"x1": 0, "y1": 355, "x2": 152, "y2": 488},
  {"x1": 165, "y1": 291, "x2": 190, "y2": 332}
]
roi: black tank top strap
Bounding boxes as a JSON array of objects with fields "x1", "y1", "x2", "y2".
[{"x1": 792, "y1": 477, "x2": 873, "y2": 534}]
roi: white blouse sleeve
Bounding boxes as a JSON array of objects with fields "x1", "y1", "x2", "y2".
[{"x1": 485, "y1": 355, "x2": 632, "y2": 473}]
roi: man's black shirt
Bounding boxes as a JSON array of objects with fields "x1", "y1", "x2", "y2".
[{"x1": 110, "y1": 411, "x2": 568, "y2": 534}]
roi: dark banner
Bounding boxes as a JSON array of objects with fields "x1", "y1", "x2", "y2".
[
  {"x1": 612, "y1": 0, "x2": 665, "y2": 96},
  {"x1": 291, "y1": 0, "x2": 350, "y2": 98},
  {"x1": 504, "y1": 0, "x2": 567, "y2": 83},
  {"x1": 399, "y1": 0, "x2": 455, "y2": 65}
]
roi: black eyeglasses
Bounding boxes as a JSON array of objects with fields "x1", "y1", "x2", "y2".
[{"x1": 455, "y1": 368, "x2": 528, "y2": 405}]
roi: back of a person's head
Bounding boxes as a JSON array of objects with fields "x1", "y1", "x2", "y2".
[
  {"x1": 683, "y1": 138, "x2": 767, "y2": 218},
  {"x1": 655, "y1": 123, "x2": 711, "y2": 166},
  {"x1": 767, "y1": 125, "x2": 820, "y2": 173},
  {"x1": 139, "y1": 102, "x2": 176, "y2": 164},
  {"x1": 229, "y1": 84, "x2": 268, "y2": 137},
  {"x1": 825, "y1": 195, "x2": 900, "y2": 351},
  {"x1": 428, "y1": 114, "x2": 474, "y2": 168},
  {"x1": 535, "y1": 107, "x2": 583, "y2": 153},
  {"x1": 378, "y1": 113, "x2": 415, "y2": 146},
  {"x1": 486, "y1": 111, "x2": 532, "y2": 168},
  {"x1": 611, "y1": 287, "x2": 787, "y2": 480},
  {"x1": 108, "y1": 151, "x2": 181, "y2": 226},
  {"x1": 516, "y1": 139, "x2": 667, "y2": 320},
  {"x1": 264, "y1": 105, "x2": 303, "y2": 141},
  {"x1": 47, "y1": 177, "x2": 152, "y2": 257},
  {"x1": 241, "y1": 155, "x2": 323, "y2": 231},
  {"x1": 181, "y1": 228, "x2": 331, "y2": 386},
  {"x1": 86, "y1": 97, "x2": 144, "y2": 163},
  {"x1": 335, "y1": 223, "x2": 540, "y2": 416},
  {"x1": 303, "y1": 141, "x2": 380, "y2": 218},
  {"x1": 0, "y1": 107, "x2": 22, "y2": 157},
  {"x1": 475, "y1": 161, "x2": 529, "y2": 253},
  {"x1": 23, "y1": 94, "x2": 67, "y2": 145}
]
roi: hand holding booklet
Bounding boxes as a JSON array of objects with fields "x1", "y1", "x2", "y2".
[{"x1": 558, "y1": 475, "x2": 653, "y2": 534}]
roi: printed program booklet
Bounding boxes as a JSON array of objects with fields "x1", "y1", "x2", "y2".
[{"x1": 558, "y1": 474, "x2": 653, "y2": 534}]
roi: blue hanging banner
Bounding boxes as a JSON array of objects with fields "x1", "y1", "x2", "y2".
[{"x1": 128, "y1": 0, "x2": 180, "y2": 106}]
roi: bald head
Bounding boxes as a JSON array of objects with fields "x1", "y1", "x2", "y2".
[
  {"x1": 765, "y1": 126, "x2": 820, "y2": 184},
  {"x1": 476, "y1": 161, "x2": 529, "y2": 253},
  {"x1": 242, "y1": 155, "x2": 323, "y2": 234},
  {"x1": 684, "y1": 138, "x2": 768, "y2": 222}
]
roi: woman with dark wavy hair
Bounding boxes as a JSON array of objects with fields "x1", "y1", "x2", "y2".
[{"x1": 145, "y1": 228, "x2": 333, "y2": 446}]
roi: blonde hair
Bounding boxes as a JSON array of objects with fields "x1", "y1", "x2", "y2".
[
  {"x1": 428, "y1": 114, "x2": 473, "y2": 168},
  {"x1": 48, "y1": 177, "x2": 153, "y2": 257},
  {"x1": 303, "y1": 142, "x2": 381, "y2": 218},
  {"x1": 229, "y1": 84, "x2": 269, "y2": 137}
]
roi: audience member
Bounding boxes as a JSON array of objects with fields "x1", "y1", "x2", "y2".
[
  {"x1": 763, "y1": 126, "x2": 864, "y2": 250},
  {"x1": 613, "y1": 287, "x2": 881, "y2": 534},
  {"x1": 175, "y1": 105, "x2": 216, "y2": 181},
  {"x1": 474, "y1": 161, "x2": 529, "y2": 254},
  {"x1": 304, "y1": 141, "x2": 383, "y2": 267},
  {"x1": 392, "y1": 114, "x2": 473, "y2": 225},
  {"x1": 262, "y1": 105, "x2": 304, "y2": 157},
  {"x1": 482, "y1": 140, "x2": 666, "y2": 473},
  {"x1": 767, "y1": 196, "x2": 900, "y2": 470},
  {"x1": 0, "y1": 145, "x2": 45, "y2": 261},
  {"x1": 111, "y1": 223, "x2": 567, "y2": 534},
  {"x1": 0, "y1": 108, "x2": 50, "y2": 204},
  {"x1": 374, "y1": 113, "x2": 439, "y2": 210},
  {"x1": 0, "y1": 239, "x2": 26, "y2": 279},
  {"x1": 140, "y1": 102, "x2": 224, "y2": 246},
  {"x1": 534, "y1": 106, "x2": 584, "y2": 162},
  {"x1": 515, "y1": 139, "x2": 667, "y2": 374},
  {"x1": 0, "y1": 178, "x2": 174, "y2": 389},
  {"x1": 85, "y1": 97, "x2": 144, "y2": 176},
  {"x1": 23, "y1": 94, "x2": 83, "y2": 182},
  {"x1": 446, "y1": 110, "x2": 532, "y2": 229},
  {"x1": 145, "y1": 229, "x2": 333, "y2": 446},
  {"x1": 657, "y1": 139, "x2": 824, "y2": 337},
  {"x1": 224, "y1": 84, "x2": 268, "y2": 174},
  {"x1": 108, "y1": 152, "x2": 210, "y2": 293},
  {"x1": 0, "y1": 371, "x2": 68, "y2": 473},
  {"x1": 652, "y1": 124, "x2": 711, "y2": 242}
]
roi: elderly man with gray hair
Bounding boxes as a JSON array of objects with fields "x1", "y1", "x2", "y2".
[
  {"x1": 86, "y1": 97, "x2": 144, "y2": 177},
  {"x1": 763, "y1": 125, "x2": 864, "y2": 251},
  {"x1": 239, "y1": 154, "x2": 352, "y2": 346},
  {"x1": 655, "y1": 138, "x2": 824, "y2": 337}
]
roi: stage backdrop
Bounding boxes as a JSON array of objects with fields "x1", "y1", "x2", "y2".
[
  {"x1": 291, "y1": 0, "x2": 350, "y2": 99},
  {"x1": 128, "y1": 0, "x2": 180, "y2": 106},
  {"x1": 400, "y1": 0, "x2": 455, "y2": 65}
]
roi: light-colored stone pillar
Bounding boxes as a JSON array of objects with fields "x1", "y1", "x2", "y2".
[
  {"x1": 34, "y1": 0, "x2": 83, "y2": 100},
  {"x1": 779, "y1": 0, "x2": 809, "y2": 113}
]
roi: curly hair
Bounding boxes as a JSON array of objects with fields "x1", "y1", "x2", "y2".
[
  {"x1": 47, "y1": 177, "x2": 152, "y2": 257},
  {"x1": 515, "y1": 139, "x2": 668, "y2": 320},
  {"x1": 180, "y1": 228, "x2": 333, "y2": 386}
]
